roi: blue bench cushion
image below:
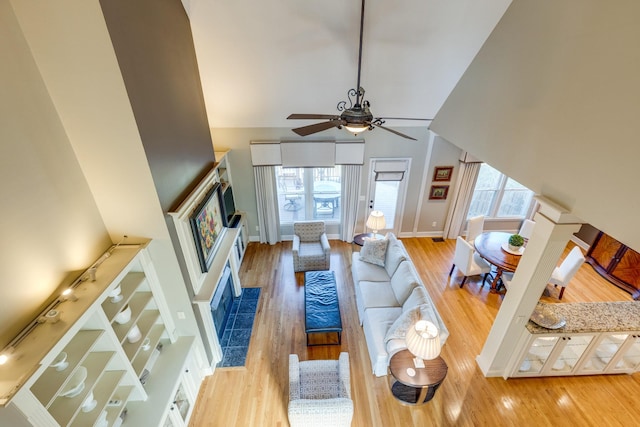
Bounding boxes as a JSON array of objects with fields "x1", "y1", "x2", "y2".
[{"x1": 305, "y1": 271, "x2": 342, "y2": 333}]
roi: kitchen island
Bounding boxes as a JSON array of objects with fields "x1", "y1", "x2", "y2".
[{"x1": 510, "y1": 301, "x2": 640, "y2": 377}]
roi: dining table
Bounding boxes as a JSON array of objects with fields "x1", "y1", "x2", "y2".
[
  {"x1": 313, "y1": 180, "x2": 340, "y2": 217},
  {"x1": 473, "y1": 231, "x2": 525, "y2": 292}
]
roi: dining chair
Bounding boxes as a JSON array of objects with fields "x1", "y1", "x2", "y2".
[
  {"x1": 548, "y1": 246, "x2": 585, "y2": 299},
  {"x1": 501, "y1": 271, "x2": 514, "y2": 290},
  {"x1": 518, "y1": 219, "x2": 535, "y2": 240},
  {"x1": 449, "y1": 236, "x2": 492, "y2": 288},
  {"x1": 466, "y1": 215, "x2": 485, "y2": 243}
]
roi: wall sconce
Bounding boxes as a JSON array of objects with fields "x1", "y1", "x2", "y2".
[{"x1": 61, "y1": 288, "x2": 78, "y2": 302}]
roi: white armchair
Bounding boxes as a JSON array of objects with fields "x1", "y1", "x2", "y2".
[
  {"x1": 288, "y1": 353, "x2": 353, "y2": 427},
  {"x1": 292, "y1": 221, "x2": 331, "y2": 272}
]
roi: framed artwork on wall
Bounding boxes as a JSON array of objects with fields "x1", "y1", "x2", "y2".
[
  {"x1": 433, "y1": 166, "x2": 454, "y2": 182},
  {"x1": 190, "y1": 182, "x2": 224, "y2": 272},
  {"x1": 429, "y1": 185, "x2": 449, "y2": 200}
]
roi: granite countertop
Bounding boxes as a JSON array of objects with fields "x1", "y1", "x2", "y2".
[{"x1": 526, "y1": 301, "x2": 640, "y2": 334}]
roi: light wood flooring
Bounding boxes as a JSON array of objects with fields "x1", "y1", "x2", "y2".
[{"x1": 189, "y1": 238, "x2": 640, "y2": 426}]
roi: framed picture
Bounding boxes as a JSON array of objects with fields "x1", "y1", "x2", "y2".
[
  {"x1": 433, "y1": 166, "x2": 454, "y2": 182},
  {"x1": 429, "y1": 185, "x2": 449, "y2": 200},
  {"x1": 190, "y1": 183, "x2": 225, "y2": 272}
]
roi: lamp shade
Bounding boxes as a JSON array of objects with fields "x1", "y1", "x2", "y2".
[
  {"x1": 406, "y1": 320, "x2": 441, "y2": 361},
  {"x1": 366, "y1": 210, "x2": 386, "y2": 233}
]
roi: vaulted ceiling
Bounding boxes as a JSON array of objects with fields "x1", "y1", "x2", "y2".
[{"x1": 183, "y1": 0, "x2": 512, "y2": 129}]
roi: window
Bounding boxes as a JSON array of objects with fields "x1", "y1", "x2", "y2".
[
  {"x1": 276, "y1": 166, "x2": 341, "y2": 223},
  {"x1": 467, "y1": 164, "x2": 534, "y2": 219}
]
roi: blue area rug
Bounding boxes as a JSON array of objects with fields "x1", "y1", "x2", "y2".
[{"x1": 218, "y1": 287, "x2": 260, "y2": 367}]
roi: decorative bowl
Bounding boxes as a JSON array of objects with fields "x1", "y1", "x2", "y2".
[
  {"x1": 114, "y1": 305, "x2": 131, "y2": 324},
  {"x1": 60, "y1": 366, "x2": 87, "y2": 398},
  {"x1": 50, "y1": 352, "x2": 69, "y2": 372}
]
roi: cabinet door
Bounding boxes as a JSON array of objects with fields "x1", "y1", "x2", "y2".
[
  {"x1": 580, "y1": 333, "x2": 630, "y2": 374},
  {"x1": 610, "y1": 248, "x2": 640, "y2": 290},
  {"x1": 542, "y1": 334, "x2": 595, "y2": 375},
  {"x1": 516, "y1": 336, "x2": 560, "y2": 376},
  {"x1": 589, "y1": 233, "x2": 623, "y2": 271},
  {"x1": 609, "y1": 333, "x2": 640, "y2": 373}
]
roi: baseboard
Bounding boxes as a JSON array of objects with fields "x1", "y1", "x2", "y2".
[{"x1": 398, "y1": 231, "x2": 443, "y2": 238}]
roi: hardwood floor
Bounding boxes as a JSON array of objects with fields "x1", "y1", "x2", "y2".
[{"x1": 189, "y1": 238, "x2": 640, "y2": 426}]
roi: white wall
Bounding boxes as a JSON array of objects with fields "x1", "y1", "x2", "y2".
[
  {"x1": 0, "y1": 0, "x2": 111, "y2": 344},
  {"x1": 431, "y1": 0, "x2": 640, "y2": 249},
  {"x1": 6, "y1": 0, "x2": 202, "y2": 342}
]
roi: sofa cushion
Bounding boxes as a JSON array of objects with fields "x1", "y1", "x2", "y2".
[
  {"x1": 402, "y1": 286, "x2": 430, "y2": 312},
  {"x1": 352, "y1": 252, "x2": 389, "y2": 282},
  {"x1": 384, "y1": 241, "x2": 407, "y2": 277},
  {"x1": 362, "y1": 307, "x2": 403, "y2": 375},
  {"x1": 358, "y1": 281, "x2": 398, "y2": 310},
  {"x1": 389, "y1": 262, "x2": 419, "y2": 305},
  {"x1": 359, "y1": 238, "x2": 388, "y2": 267}
]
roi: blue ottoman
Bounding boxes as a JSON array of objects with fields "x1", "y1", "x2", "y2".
[{"x1": 304, "y1": 271, "x2": 342, "y2": 346}]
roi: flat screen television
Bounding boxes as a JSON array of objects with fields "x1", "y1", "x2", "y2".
[{"x1": 221, "y1": 184, "x2": 237, "y2": 226}]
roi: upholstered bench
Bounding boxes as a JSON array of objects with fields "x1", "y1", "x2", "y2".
[{"x1": 305, "y1": 271, "x2": 342, "y2": 346}]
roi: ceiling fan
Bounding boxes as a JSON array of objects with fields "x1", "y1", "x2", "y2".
[{"x1": 287, "y1": 0, "x2": 433, "y2": 141}]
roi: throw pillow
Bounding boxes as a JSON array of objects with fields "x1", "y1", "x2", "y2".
[
  {"x1": 384, "y1": 304, "x2": 434, "y2": 344},
  {"x1": 402, "y1": 286, "x2": 430, "y2": 312},
  {"x1": 359, "y1": 238, "x2": 389, "y2": 267}
]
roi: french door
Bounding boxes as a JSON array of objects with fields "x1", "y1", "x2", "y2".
[{"x1": 366, "y1": 159, "x2": 411, "y2": 235}]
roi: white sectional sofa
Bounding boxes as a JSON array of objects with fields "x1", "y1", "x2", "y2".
[{"x1": 351, "y1": 233, "x2": 449, "y2": 376}]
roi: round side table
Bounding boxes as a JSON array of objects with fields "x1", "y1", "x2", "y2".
[
  {"x1": 388, "y1": 350, "x2": 448, "y2": 405},
  {"x1": 352, "y1": 233, "x2": 384, "y2": 247}
]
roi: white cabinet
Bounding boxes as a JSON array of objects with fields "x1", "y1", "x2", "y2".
[
  {"x1": 233, "y1": 213, "x2": 249, "y2": 265},
  {"x1": 579, "y1": 332, "x2": 640, "y2": 374},
  {"x1": 2, "y1": 242, "x2": 203, "y2": 427},
  {"x1": 512, "y1": 330, "x2": 640, "y2": 377}
]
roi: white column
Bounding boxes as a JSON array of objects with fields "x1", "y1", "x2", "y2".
[{"x1": 476, "y1": 196, "x2": 582, "y2": 377}]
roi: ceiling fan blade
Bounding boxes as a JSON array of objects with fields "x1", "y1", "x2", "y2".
[
  {"x1": 368, "y1": 122, "x2": 417, "y2": 141},
  {"x1": 291, "y1": 120, "x2": 344, "y2": 136},
  {"x1": 287, "y1": 113, "x2": 340, "y2": 120},
  {"x1": 375, "y1": 117, "x2": 434, "y2": 122}
]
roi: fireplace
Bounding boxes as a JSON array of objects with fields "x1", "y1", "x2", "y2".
[{"x1": 210, "y1": 263, "x2": 236, "y2": 339}]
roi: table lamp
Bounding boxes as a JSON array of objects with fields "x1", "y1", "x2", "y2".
[
  {"x1": 406, "y1": 320, "x2": 441, "y2": 369},
  {"x1": 366, "y1": 211, "x2": 386, "y2": 238}
]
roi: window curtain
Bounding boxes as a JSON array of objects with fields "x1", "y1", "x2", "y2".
[
  {"x1": 339, "y1": 164, "x2": 362, "y2": 241},
  {"x1": 253, "y1": 166, "x2": 281, "y2": 244},
  {"x1": 442, "y1": 162, "x2": 481, "y2": 239}
]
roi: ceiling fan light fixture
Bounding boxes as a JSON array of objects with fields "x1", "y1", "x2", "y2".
[{"x1": 344, "y1": 123, "x2": 369, "y2": 134}]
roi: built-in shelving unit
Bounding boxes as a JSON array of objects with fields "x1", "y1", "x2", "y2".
[
  {"x1": 169, "y1": 149, "x2": 249, "y2": 368},
  {"x1": 1, "y1": 242, "x2": 204, "y2": 427}
]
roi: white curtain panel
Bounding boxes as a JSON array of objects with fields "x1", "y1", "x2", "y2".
[
  {"x1": 253, "y1": 166, "x2": 281, "y2": 244},
  {"x1": 443, "y1": 162, "x2": 481, "y2": 239},
  {"x1": 340, "y1": 165, "x2": 362, "y2": 241}
]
